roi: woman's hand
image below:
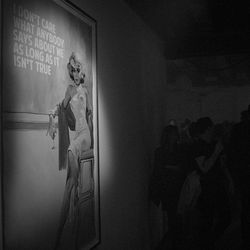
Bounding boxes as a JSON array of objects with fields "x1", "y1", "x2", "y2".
[
  {"x1": 215, "y1": 141, "x2": 224, "y2": 155},
  {"x1": 49, "y1": 105, "x2": 59, "y2": 118}
]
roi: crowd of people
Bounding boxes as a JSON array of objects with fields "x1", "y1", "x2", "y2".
[{"x1": 150, "y1": 107, "x2": 250, "y2": 250}]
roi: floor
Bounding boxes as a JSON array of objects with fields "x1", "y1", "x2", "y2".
[{"x1": 154, "y1": 195, "x2": 243, "y2": 250}]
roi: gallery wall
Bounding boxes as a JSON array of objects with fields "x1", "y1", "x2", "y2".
[
  {"x1": 73, "y1": 0, "x2": 167, "y2": 249},
  {"x1": 164, "y1": 56, "x2": 250, "y2": 125},
  {"x1": 3, "y1": 132, "x2": 65, "y2": 249},
  {"x1": 164, "y1": 86, "x2": 250, "y2": 124}
]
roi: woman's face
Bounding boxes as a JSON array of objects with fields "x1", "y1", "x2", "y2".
[{"x1": 73, "y1": 69, "x2": 81, "y2": 85}]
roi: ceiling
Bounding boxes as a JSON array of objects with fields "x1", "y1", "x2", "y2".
[{"x1": 124, "y1": 0, "x2": 250, "y2": 59}]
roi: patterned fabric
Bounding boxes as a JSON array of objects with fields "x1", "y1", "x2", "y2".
[{"x1": 68, "y1": 85, "x2": 91, "y2": 160}]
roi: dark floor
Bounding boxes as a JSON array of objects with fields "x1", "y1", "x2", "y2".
[{"x1": 155, "y1": 195, "x2": 243, "y2": 250}]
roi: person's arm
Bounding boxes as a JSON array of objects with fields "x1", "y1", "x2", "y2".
[
  {"x1": 62, "y1": 85, "x2": 74, "y2": 108},
  {"x1": 49, "y1": 105, "x2": 59, "y2": 117},
  {"x1": 85, "y1": 87, "x2": 92, "y2": 117},
  {"x1": 220, "y1": 154, "x2": 235, "y2": 195},
  {"x1": 63, "y1": 84, "x2": 79, "y2": 108},
  {"x1": 84, "y1": 88, "x2": 93, "y2": 126},
  {"x1": 85, "y1": 88, "x2": 93, "y2": 147},
  {"x1": 195, "y1": 141, "x2": 223, "y2": 174}
]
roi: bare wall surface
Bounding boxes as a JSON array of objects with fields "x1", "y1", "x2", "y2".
[{"x1": 3, "y1": 131, "x2": 65, "y2": 249}]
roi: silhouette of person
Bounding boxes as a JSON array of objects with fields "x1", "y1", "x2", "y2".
[
  {"x1": 151, "y1": 125, "x2": 185, "y2": 250},
  {"x1": 191, "y1": 117, "x2": 231, "y2": 250},
  {"x1": 228, "y1": 107, "x2": 250, "y2": 250}
]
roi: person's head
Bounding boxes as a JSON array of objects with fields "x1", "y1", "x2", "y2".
[
  {"x1": 196, "y1": 117, "x2": 214, "y2": 142},
  {"x1": 169, "y1": 119, "x2": 177, "y2": 126},
  {"x1": 160, "y1": 125, "x2": 179, "y2": 149},
  {"x1": 67, "y1": 52, "x2": 85, "y2": 86},
  {"x1": 240, "y1": 110, "x2": 250, "y2": 122}
]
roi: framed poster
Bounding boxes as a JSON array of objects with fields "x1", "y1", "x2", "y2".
[{"x1": 1, "y1": 0, "x2": 99, "y2": 249}]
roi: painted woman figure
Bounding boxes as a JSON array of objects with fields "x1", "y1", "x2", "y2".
[{"x1": 54, "y1": 52, "x2": 93, "y2": 249}]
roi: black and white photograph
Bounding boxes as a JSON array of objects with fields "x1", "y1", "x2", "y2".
[
  {"x1": 1, "y1": 0, "x2": 99, "y2": 249},
  {"x1": 1, "y1": 1, "x2": 250, "y2": 250}
]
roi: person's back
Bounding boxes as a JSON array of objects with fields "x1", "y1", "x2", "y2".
[
  {"x1": 190, "y1": 117, "x2": 231, "y2": 250},
  {"x1": 230, "y1": 119, "x2": 250, "y2": 175},
  {"x1": 151, "y1": 125, "x2": 186, "y2": 250},
  {"x1": 229, "y1": 113, "x2": 250, "y2": 250}
]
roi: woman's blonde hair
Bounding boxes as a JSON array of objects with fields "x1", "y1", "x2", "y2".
[{"x1": 67, "y1": 52, "x2": 85, "y2": 82}]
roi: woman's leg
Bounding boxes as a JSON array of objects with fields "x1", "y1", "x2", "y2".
[{"x1": 55, "y1": 150, "x2": 79, "y2": 249}]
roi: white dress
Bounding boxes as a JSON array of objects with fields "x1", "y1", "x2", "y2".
[{"x1": 68, "y1": 84, "x2": 91, "y2": 162}]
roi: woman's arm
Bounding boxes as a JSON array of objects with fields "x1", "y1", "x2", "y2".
[
  {"x1": 195, "y1": 141, "x2": 223, "y2": 174},
  {"x1": 84, "y1": 87, "x2": 93, "y2": 147},
  {"x1": 84, "y1": 87, "x2": 92, "y2": 123},
  {"x1": 220, "y1": 154, "x2": 235, "y2": 195},
  {"x1": 63, "y1": 85, "x2": 76, "y2": 108},
  {"x1": 85, "y1": 87, "x2": 93, "y2": 115}
]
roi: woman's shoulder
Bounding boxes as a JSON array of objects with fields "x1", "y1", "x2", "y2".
[
  {"x1": 63, "y1": 84, "x2": 76, "y2": 107},
  {"x1": 66, "y1": 83, "x2": 75, "y2": 91},
  {"x1": 66, "y1": 84, "x2": 77, "y2": 96}
]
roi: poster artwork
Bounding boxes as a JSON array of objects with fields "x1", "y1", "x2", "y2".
[
  {"x1": 2, "y1": 0, "x2": 99, "y2": 249},
  {"x1": 13, "y1": 3, "x2": 64, "y2": 75}
]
